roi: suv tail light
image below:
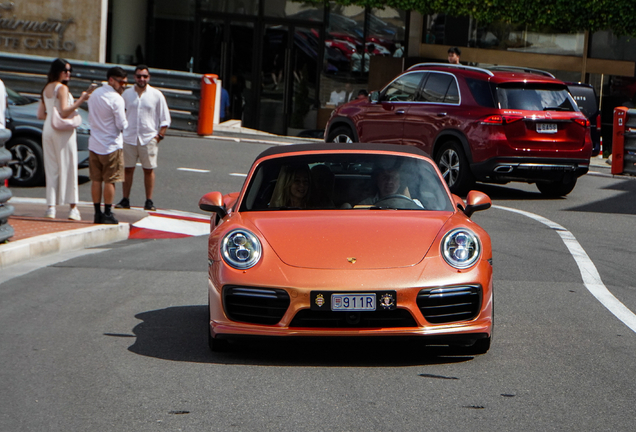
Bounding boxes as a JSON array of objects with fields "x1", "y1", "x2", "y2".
[
  {"x1": 573, "y1": 118, "x2": 590, "y2": 128},
  {"x1": 481, "y1": 115, "x2": 523, "y2": 125},
  {"x1": 596, "y1": 115, "x2": 601, "y2": 130}
]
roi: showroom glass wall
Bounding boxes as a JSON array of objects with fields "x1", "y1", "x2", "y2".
[
  {"x1": 421, "y1": 14, "x2": 636, "y2": 153},
  {"x1": 145, "y1": 0, "x2": 408, "y2": 135}
]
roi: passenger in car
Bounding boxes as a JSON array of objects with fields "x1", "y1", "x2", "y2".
[
  {"x1": 358, "y1": 167, "x2": 423, "y2": 207},
  {"x1": 270, "y1": 164, "x2": 312, "y2": 208}
]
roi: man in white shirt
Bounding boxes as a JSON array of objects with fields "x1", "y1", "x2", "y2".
[
  {"x1": 116, "y1": 65, "x2": 171, "y2": 211},
  {"x1": 88, "y1": 67, "x2": 128, "y2": 224}
]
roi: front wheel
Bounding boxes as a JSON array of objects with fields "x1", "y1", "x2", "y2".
[
  {"x1": 435, "y1": 141, "x2": 474, "y2": 195},
  {"x1": 327, "y1": 126, "x2": 355, "y2": 143},
  {"x1": 536, "y1": 177, "x2": 577, "y2": 197},
  {"x1": 7, "y1": 137, "x2": 45, "y2": 187}
]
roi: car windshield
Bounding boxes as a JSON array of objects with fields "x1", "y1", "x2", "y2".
[
  {"x1": 7, "y1": 87, "x2": 35, "y2": 106},
  {"x1": 496, "y1": 84, "x2": 578, "y2": 112},
  {"x1": 240, "y1": 153, "x2": 453, "y2": 211}
]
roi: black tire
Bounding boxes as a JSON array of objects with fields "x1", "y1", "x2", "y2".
[
  {"x1": 435, "y1": 140, "x2": 474, "y2": 195},
  {"x1": 7, "y1": 137, "x2": 45, "y2": 187},
  {"x1": 327, "y1": 126, "x2": 355, "y2": 143},
  {"x1": 536, "y1": 177, "x2": 577, "y2": 197}
]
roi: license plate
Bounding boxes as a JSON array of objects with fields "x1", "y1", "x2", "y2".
[
  {"x1": 310, "y1": 291, "x2": 397, "y2": 311},
  {"x1": 537, "y1": 123, "x2": 558, "y2": 133},
  {"x1": 332, "y1": 294, "x2": 376, "y2": 311}
]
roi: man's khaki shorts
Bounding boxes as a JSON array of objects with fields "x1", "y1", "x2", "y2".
[
  {"x1": 89, "y1": 149, "x2": 124, "y2": 183},
  {"x1": 123, "y1": 138, "x2": 158, "y2": 169}
]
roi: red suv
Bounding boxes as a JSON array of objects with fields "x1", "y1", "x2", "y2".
[{"x1": 325, "y1": 63, "x2": 593, "y2": 196}]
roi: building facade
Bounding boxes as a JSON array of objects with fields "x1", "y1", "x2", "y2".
[{"x1": 1, "y1": 1, "x2": 635, "y2": 141}]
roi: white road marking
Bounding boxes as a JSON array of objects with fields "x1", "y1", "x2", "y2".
[
  {"x1": 495, "y1": 205, "x2": 636, "y2": 334},
  {"x1": 132, "y1": 215, "x2": 209, "y2": 236},
  {"x1": 177, "y1": 167, "x2": 211, "y2": 173},
  {"x1": 229, "y1": 173, "x2": 247, "y2": 177}
]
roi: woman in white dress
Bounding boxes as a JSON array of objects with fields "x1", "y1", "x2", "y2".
[{"x1": 37, "y1": 58, "x2": 92, "y2": 220}]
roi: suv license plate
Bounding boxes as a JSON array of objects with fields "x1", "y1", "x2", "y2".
[
  {"x1": 332, "y1": 294, "x2": 376, "y2": 311},
  {"x1": 537, "y1": 123, "x2": 558, "y2": 134}
]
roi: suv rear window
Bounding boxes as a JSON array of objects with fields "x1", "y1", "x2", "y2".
[{"x1": 496, "y1": 84, "x2": 578, "y2": 112}]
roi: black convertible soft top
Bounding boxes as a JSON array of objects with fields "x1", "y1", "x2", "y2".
[{"x1": 255, "y1": 142, "x2": 430, "y2": 161}]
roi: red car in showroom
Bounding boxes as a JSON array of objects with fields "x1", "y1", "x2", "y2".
[{"x1": 325, "y1": 63, "x2": 593, "y2": 196}]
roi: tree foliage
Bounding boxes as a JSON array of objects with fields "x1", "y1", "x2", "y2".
[{"x1": 302, "y1": 0, "x2": 636, "y2": 36}]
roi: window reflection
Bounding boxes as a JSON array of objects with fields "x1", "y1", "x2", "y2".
[{"x1": 199, "y1": 0, "x2": 258, "y2": 15}]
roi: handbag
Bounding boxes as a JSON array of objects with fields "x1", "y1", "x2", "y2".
[{"x1": 51, "y1": 107, "x2": 81, "y2": 131}]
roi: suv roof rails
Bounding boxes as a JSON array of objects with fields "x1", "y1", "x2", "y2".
[
  {"x1": 407, "y1": 62, "x2": 494, "y2": 77},
  {"x1": 488, "y1": 66, "x2": 555, "y2": 78}
]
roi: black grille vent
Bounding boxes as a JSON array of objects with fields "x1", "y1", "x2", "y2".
[
  {"x1": 223, "y1": 286, "x2": 290, "y2": 325},
  {"x1": 289, "y1": 309, "x2": 417, "y2": 328},
  {"x1": 417, "y1": 285, "x2": 481, "y2": 324}
]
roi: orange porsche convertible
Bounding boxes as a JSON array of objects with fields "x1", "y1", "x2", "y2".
[{"x1": 199, "y1": 143, "x2": 493, "y2": 354}]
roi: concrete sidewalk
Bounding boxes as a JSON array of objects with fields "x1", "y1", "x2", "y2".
[{"x1": 0, "y1": 199, "x2": 147, "y2": 269}]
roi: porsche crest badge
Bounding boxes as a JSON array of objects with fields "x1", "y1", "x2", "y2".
[
  {"x1": 379, "y1": 293, "x2": 395, "y2": 309},
  {"x1": 347, "y1": 257, "x2": 357, "y2": 264},
  {"x1": 315, "y1": 294, "x2": 325, "y2": 307}
]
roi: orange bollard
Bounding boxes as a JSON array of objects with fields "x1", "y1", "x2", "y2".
[
  {"x1": 612, "y1": 107, "x2": 627, "y2": 175},
  {"x1": 198, "y1": 74, "x2": 218, "y2": 136}
]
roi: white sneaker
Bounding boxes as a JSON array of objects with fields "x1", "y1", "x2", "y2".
[
  {"x1": 45, "y1": 207, "x2": 56, "y2": 219},
  {"x1": 68, "y1": 207, "x2": 81, "y2": 221}
]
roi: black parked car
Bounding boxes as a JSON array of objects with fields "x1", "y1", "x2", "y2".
[
  {"x1": 567, "y1": 82, "x2": 601, "y2": 157},
  {"x1": 5, "y1": 86, "x2": 90, "y2": 187}
]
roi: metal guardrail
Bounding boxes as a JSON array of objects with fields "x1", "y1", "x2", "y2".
[
  {"x1": 0, "y1": 52, "x2": 203, "y2": 132},
  {"x1": 0, "y1": 128, "x2": 14, "y2": 243}
]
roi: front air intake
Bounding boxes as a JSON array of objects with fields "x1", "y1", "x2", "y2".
[
  {"x1": 223, "y1": 286, "x2": 290, "y2": 325},
  {"x1": 416, "y1": 285, "x2": 481, "y2": 324}
]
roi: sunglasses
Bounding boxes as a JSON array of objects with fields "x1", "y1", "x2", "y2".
[
  {"x1": 135, "y1": 74, "x2": 149, "y2": 78},
  {"x1": 64, "y1": 67, "x2": 72, "y2": 73}
]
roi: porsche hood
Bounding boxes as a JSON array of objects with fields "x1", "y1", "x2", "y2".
[{"x1": 246, "y1": 212, "x2": 452, "y2": 270}]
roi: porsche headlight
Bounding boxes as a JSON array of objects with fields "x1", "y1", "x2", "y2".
[
  {"x1": 221, "y1": 229, "x2": 262, "y2": 269},
  {"x1": 441, "y1": 229, "x2": 481, "y2": 269}
]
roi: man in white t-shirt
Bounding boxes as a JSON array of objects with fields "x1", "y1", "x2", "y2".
[
  {"x1": 116, "y1": 65, "x2": 171, "y2": 211},
  {"x1": 88, "y1": 67, "x2": 128, "y2": 224}
]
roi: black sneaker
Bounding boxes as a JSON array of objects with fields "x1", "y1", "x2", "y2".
[
  {"x1": 115, "y1": 197, "x2": 130, "y2": 209},
  {"x1": 94, "y1": 213, "x2": 103, "y2": 224},
  {"x1": 100, "y1": 213, "x2": 119, "y2": 224},
  {"x1": 144, "y1": 199, "x2": 156, "y2": 211}
]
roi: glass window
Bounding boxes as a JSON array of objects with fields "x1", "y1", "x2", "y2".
[
  {"x1": 496, "y1": 85, "x2": 578, "y2": 111},
  {"x1": 154, "y1": 0, "x2": 196, "y2": 19},
  {"x1": 423, "y1": 14, "x2": 585, "y2": 57},
  {"x1": 241, "y1": 153, "x2": 453, "y2": 211},
  {"x1": 420, "y1": 73, "x2": 454, "y2": 103},
  {"x1": 382, "y1": 72, "x2": 424, "y2": 102},
  {"x1": 466, "y1": 78, "x2": 496, "y2": 108},
  {"x1": 590, "y1": 31, "x2": 636, "y2": 62},
  {"x1": 263, "y1": 0, "x2": 324, "y2": 20},
  {"x1": 370, "y1": 7, "x2": 407, "y2": 58},
  {"x1": 199, "y1": 0, "x2": 258, "y2": 15}
]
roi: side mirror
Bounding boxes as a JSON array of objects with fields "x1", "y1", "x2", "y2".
[
  {"x1": 369, "y1": 91, "x2": 380, "y2": 103},
  {"x1": 199, "y1": 191, "x2": 227, "y2": 219},
  {"x1": 464, "y1": 191, "x2": 491, "y2": 218}
]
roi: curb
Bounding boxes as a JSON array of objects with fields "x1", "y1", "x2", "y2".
[{"x1": 0, "y1": 223, "x2": 130, "y2": 269}]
